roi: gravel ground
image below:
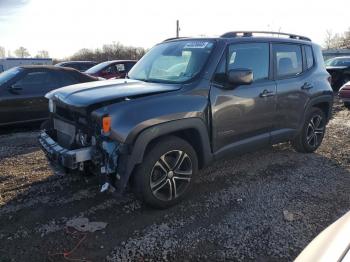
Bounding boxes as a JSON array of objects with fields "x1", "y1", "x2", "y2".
[{"x1": 0, "y1": 98, "x2": 350, "y2": 262}]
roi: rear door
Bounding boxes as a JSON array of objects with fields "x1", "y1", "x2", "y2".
[
  {"x1": 272, "y1": 43, "x2": 312, "y2": 142},
  {"x1": 210, "y1": 42, "x2": 277, "y2": 154}
]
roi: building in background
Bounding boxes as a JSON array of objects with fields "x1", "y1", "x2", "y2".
[{"x1": 0, "y1": 58, "x2": 52, "y2": 73}]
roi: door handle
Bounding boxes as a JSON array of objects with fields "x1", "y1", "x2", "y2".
[
  {"x1": 259, "y1": 89, "x2": 275, "y2": 97},
  {"x1": 301, "y1": 82, "x2": 313, "y2": 90}
]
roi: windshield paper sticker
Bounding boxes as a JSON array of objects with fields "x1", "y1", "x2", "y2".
[{"x1": 184, "y1": 41, "x2": 209, "y2": 49}]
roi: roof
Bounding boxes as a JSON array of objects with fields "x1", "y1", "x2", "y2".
[
  {"x1": 163, "y1": 31, "x2": 313, "y2": 45},
  {"x1": 56, "y1": 61, "x2": 97, "y2": 65},
  {"x1": 18, "y1": 65, "x2": 81, "y2": 72},
  {"x1": 103, "y1": 60, "x2": 137, "y2": 63},
  {"x1": 327, "y1": 56, "x2": 350, "y2": 59}
]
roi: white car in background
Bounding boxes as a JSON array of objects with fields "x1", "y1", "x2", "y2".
[{"x1": 296, "y1": 211, "x2": 350, "y2": 262}]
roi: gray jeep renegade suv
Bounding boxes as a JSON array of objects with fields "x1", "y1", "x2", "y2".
[{"x1": 39, "y1": 31, "x2": 333, "y2": 208}]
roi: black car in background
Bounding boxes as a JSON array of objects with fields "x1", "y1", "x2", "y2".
[
  {"x1": 325, "y1": 56, "x2": 350, "y2": 90},
  {"x1": 0, "y1": 65, "x2": 99, "y2": 126},
  {"x1": 55, "y1": 61, "x2": 98, "y2": 72}
]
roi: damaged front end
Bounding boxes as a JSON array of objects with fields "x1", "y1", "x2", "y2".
[{"x1": 39, "y1": 101, "x2": 128, "y2": 194}]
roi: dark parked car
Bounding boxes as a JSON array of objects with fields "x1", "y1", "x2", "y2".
[
  {"x1": 0, "y1": 65, "x2": 99, "y2": 126},
  {"x1": 40, "y1": 31, "x2": 333, "y2": 208},
  {"x1": 325, "y1": 56, "x2": 350, "y2": 90},
  {"x1": 85, "y1": 60, "x2": 136, "y2": 79},
  {"x1": 338, "y1": 81, "x2": 350, "y2": 108},
  {"x1": 55, "y1": 61, "x2": 98, "y2": 72}
]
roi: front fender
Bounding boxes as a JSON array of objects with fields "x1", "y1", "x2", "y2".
[
  {"x1": 115, "y1": 117, "x2": 213, "y2": 192},
  {"x1": 92, "y1": 92, "x2": 210, "y2": 143}
]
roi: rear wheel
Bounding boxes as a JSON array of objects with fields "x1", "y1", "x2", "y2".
[
  {"x1": 292, "y1": 108, "x2": 326, "y2": 153},
  {"x1": 133, "y1": 136, "x2": 198, "y2": 209},
  {"x1": 344, "y1": 102, "x2": 350, "y2": 109}
]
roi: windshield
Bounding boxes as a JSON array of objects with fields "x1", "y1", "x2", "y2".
[
  {"x1": 325, "y1": 57, "x2": 350, "y2": 67},
  {"x1": 85, "y1": 61, "x2": 110, "y2": 74},
  {"x1": 0, "y1": 67, "x2": 23, "y2": 86},
  {"x1": 128, "y1": 40, "x2": 215, "y2": 84}
]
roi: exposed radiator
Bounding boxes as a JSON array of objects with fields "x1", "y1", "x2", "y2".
[{"x1": 54, "y1": 118, "x2": 76, "y2": 149}]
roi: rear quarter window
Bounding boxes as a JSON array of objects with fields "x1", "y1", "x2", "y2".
[{"x1": 304, "y1": 45, "x2": 314, "y2": 70}]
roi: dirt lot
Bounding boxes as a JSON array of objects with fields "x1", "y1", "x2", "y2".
[{"x1": 1, "y1": 98, "x2": 350, "y2": 262}]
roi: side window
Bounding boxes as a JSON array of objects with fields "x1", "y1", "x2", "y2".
[
  {"x1": 274, "y1": 44, "x2": 302, "y2": 78},
  {"x1": 304, "y1": 45, "x2": 314, "y2": 70},
  {"x1": 15, "y1": 71, "x2": 56, "y2": 90},
  {"x1": 101, "y1": 65, "x2": 115, "y2": 75},
  {"x1": 228, "y1": 43, "x2": 269, "y2": 82},
  {"x1": 58, "y1": 72, "x2": 79, "y2": 86},
  {"x1": 126, "y1": 62, "x2": 136, "y2": 71},
  {"x1": 115, "y1": 63, "x2": 126, "y2": 73}
]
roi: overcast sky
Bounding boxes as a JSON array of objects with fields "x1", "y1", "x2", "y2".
[{"x1": 0, "y1": 0, "x2": 349, "y2": 59}]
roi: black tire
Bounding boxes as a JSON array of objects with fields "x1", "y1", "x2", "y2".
[
  {"x1": 344, "y1": 102, "x2": 350, "y2": 109},
  {"x1": 133, "y1": 136, "x2": 198, "y2": 209},
  {"x1": 291, "y1": 107, "x2": 326, "y2": 153}
]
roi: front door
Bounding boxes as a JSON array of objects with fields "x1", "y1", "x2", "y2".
[
  {"x1": 3, "y1": 70, "x2": 59, "y2": 123},
  {"x1": 210, "y1": 42, "x2": 277, "y2": 154}
]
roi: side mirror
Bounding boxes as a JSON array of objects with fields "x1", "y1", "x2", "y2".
[{"x1": 227, "y1": 69, "x2": 253, "y2": 86}]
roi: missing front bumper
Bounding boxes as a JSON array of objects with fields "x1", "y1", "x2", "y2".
[{"x1": 38, "y1": 131, "x2": 93, "y2": 169}]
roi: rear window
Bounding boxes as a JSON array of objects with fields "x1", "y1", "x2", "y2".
[
  {"x1": 304, "y1": 45, "x2": 314, "y2": 69},
  {"x1": 274, "y1": 44, "x2": 302, "y2": 78}
]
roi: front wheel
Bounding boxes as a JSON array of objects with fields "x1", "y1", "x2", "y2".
[
  {"x1": 133, "y1": 136, "x2": 198, "y2": 209},
  {"x1": 291, "y1": 108, "x2": 326, "y2": 153}
]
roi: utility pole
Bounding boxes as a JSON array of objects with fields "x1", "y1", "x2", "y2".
[{"x1": 176, "y1": 20, "x2": 180, "y2": 38}]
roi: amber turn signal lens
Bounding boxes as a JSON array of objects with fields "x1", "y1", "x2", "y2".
[{"x1": 102, "y1": 116, "x2": 111, "y2": 133}]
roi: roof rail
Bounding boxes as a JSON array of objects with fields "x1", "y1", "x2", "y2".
[
  {"x1": 163, "y1": 37, "x2": 189, "y2": 42},
  {"x1": 220, "y1": 31, "x2": 311, "y2": 41}
]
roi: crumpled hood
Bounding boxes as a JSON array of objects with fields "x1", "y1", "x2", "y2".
[{"x1": 46, "y1": 79, "x2": 181, "y2": 108}]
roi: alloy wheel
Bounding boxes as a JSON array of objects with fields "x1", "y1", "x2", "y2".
[
  {"x1": 150, "y1": 150, "x2": 193, "y2": 201},
  {"x1": 306, "y1": 114, "x2": 324, "y2": 148}
]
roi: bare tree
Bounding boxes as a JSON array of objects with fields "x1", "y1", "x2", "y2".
[
  {"x1": 341, "y1": 28, "x2": 350, "y2": 49},
  {"x1": 14, "y1": 46, "x2": 30, "y2": 58},
  {"x1": 69, "y1": 42, "x2": 146, "y2": 62},
  {"x1": 35, "y1": 50, "x2": 49, "y2": 58},
  {"x1": 324, "y1": 28, "x2": 350, "y2": 49},
  {"x1": 324, "y1": 30, "x2": 334, "y2": 50},
  {"x1": 0, "y1": 46, "x2": 5, "y2": 58}
]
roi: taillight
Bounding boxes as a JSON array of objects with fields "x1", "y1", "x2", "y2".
[
  {"x1": 102, "y1": 116, "x2": 111, "y2": 134},
  {"x1": 327, "y1": 76, "x2": 332, "y2": 85}
]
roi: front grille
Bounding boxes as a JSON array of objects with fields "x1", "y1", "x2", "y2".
[
  {"x1": 53, "y1": 105, "x2": 94, "y2": 149},
  {"x1": 56, "y1": 106, "x2": 75, "y2": 122}
]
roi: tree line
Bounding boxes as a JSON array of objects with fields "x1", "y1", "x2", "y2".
[
  {"x1": 68, "y1": 42, "x2": 147, "y2": 62},
  {"x1": 0, "y1": 42, "x2": 146, "y2": 62},
  {"x1": 0, "y1": 46, "x2": 50, "y2": 58},
  {"x1": 324, "y1": 28, "x2": 350, "y2": 49}
]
